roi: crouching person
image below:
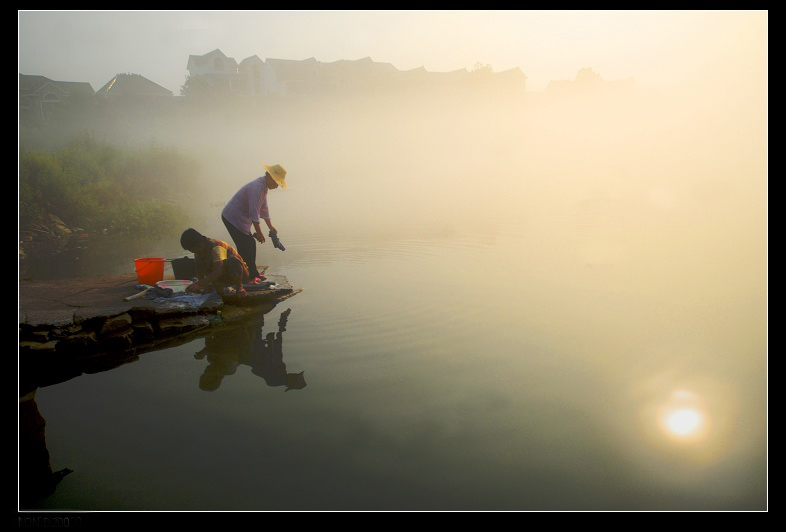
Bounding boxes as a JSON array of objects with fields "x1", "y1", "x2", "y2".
[{"x1": 180, "y1": 228, "x2": 250, "y2": 297}]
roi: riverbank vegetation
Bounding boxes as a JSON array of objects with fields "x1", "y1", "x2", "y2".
[{"x1": 19, "y1": 134, "x2": 200, "y2": 247}]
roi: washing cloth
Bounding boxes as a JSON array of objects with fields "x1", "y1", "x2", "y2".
[
  {"x1": 144, "y1": 286, "x2": 174, "y2": 298},
  {"x1": 148, "y1": 289, "x2": 223, "y2": 309},
  {"x1": 269, "y1": 231, "x2": 286, "y2": 251}
]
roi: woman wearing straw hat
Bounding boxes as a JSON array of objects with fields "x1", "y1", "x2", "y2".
[{"x1": 221, "y1": 164, "x2": 287, "y2": 282}]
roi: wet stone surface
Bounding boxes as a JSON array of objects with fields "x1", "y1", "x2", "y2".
[{"x1": 19, "y1": 273, "x2": 301, "y2": 395}]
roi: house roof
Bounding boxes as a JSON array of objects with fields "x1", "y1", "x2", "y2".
[
  {"x1": 432, "y1": 68, "x2": 470, "y2": 77},
  {"x1": 181, "y1": 49, "x2": 530, "y2": 92},
  {"x1": 19, "y1": 74, "x2": 94, "y2": 96},
  {"x1": 402, "y1": 66, "x2": 428, "y2": 76},
  {"x1": 96, "y1": 73, "x2": 172, "y2": 97},
  {"x1": 239, "y1": 55, "x2": 265, "y2": 67},
  {"x1": 187, "y1": 49, "x2": 238, "y2": 71},
  {"x1": 496, "y1": 67, "x2": 527, "y2": 80}
]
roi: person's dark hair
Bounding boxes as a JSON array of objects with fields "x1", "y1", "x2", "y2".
[{"x1": 181, "y1": 228, "x2": 207, "y2": 251}]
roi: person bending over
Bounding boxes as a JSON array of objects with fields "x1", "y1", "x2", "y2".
[{"x1": 180, "y1": 228, "x2": 250, "y2": 297}]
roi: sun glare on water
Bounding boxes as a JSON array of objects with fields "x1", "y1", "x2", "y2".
[
  {"x1": 664, "y1": 408, "x2": 703, "y2": 437},
  {"x1": 657, "y1": 390, "x2": 709, "y2": 443},
  {"x1": 633, "y1": 376, "x2": 743, "y2": 470}
]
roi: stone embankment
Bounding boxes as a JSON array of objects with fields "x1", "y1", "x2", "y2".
[{"x1": 19, "y1": 274, "x2": 300, "y2": 394}]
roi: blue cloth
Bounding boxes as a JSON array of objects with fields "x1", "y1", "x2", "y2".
[
  {"x1": 269, "y1": 231, "x2": 285, "y2": 251},
  {"x1": 149, "y1": 290, "x2": 223, "y2": 309}
]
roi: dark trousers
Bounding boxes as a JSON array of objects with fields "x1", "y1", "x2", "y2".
[{"x1": 222, "y1": 215, "x2": 261, "y2": 278}]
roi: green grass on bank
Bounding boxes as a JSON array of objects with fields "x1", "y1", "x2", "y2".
[{"x1": 19, "y1": 134, "x2": 199, "y2": 237}]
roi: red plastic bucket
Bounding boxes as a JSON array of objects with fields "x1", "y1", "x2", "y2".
[{"x1": 134, "y1": 257, "x2": 165, "y2": 286}]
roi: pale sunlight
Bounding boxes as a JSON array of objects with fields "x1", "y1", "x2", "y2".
[
  {"x1": 657, "y1": 390, "x2": 710, "y2": 444},
  {"x1": 661, "y1": 409, "x2": 708, "y2": 445}
]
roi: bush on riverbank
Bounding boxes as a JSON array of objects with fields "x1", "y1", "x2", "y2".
[{"x1": 19, "y1": 134, "x2": 198, "y2": 238}]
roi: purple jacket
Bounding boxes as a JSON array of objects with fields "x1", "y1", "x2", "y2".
[{"x1": 221, "y1": 177, "x2": 269, "y2": 234}]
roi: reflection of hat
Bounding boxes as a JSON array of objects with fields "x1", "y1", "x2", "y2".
[
  {"x1": 284, "y1": 371, "x2": 306, "y2": 392},
  {"x1": 199, "y1": 372, "x2": 222, "y2": 391},
  {"x1": 263, "y1": 164, "x2": 287, "y2": 189}
]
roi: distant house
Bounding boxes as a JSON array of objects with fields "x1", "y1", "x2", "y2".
[
  {"x1": 185, "y1": 48, "x2": 528, "y2": 101},
  {"x1": 185, "y1": 49, "x2": 244, "y2": 94},
  {"x1": 186, "y1": 48, "x2": 238, "y2": 77},
  {"x1": 265, "y1": 57, "x2": 323, "y2": 97},
  {"x1": 494, "y1": 67, "x2": 527, "y2": 92},
  {"x1": 238, "y1": 54, "x2": 277, "y2": 99},
  {"x1": 95, "y1": 73, "x2": 173, "y2": 100},
  {"x1": 19, "y1": 74, "x2": 94, "y2": 124},
  {"x1": 320, "y1": 56, "x2": 400, "y2": 94}
]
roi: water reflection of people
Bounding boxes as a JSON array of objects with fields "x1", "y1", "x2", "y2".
[
  {"x1": 195, "y1": 343, "x2": 241, "y2": 391},
  {"x1": 250, "y1": 309, "x2": 306, "y2": 391},
  {"x1": 19, "y1": 390, "x2": 73, "y2": 507},
  {"x1": 195, "y1": 308, "x2": 306, "y2": 392}
]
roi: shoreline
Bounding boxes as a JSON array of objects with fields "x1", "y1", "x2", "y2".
[{"x1": 19, "y1": 273, "x2": 301, "y2": 396}]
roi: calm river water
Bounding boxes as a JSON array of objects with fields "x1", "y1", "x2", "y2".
[{"x1": 19, "y1": 96, "x2": 767, "y2": 511}]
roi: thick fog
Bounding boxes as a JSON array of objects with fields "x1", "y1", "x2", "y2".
[
  {"x1": 145, "y1": 65, "x2": 765, "y2": 267},
  {"x1": 19, "y1": 12, "x2": 767, "y2": 509},
  {"x1": 19, "y1": 11, "x2": 766, "y2": 258},
  {"x1": 19, "y1": 10, "x2": 767, "y2": 324}
]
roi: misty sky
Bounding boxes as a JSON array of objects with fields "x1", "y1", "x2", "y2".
[{"x1": 18, "y1": 10, "x2": 766, "y2": 94}]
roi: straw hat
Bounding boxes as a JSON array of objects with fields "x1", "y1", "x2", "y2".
[{"x1": 263, "y1": 164, "x2": 287, "y2": 189}]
